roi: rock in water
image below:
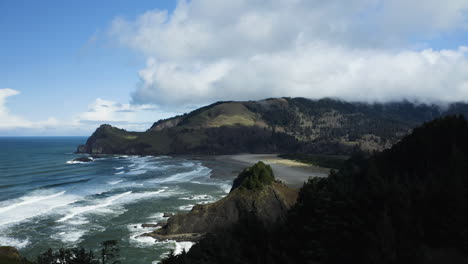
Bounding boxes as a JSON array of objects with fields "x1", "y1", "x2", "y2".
[
  {"x1": 143, "y1": 162, "x2": 298, "y2": 241},
  {"x1": 73, "y1": 157, "x2": 93, "y2": 163},
  {"x1": 141, "y1": 223, "x2": 163, "y2": 228}
]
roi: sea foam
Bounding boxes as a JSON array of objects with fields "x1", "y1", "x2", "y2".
[
  {"x1": 57, "y1": 191, "x2": 132, "y2": 222},
  {"x1": 174, "y1": 241, "x2": 194, "y2": 255},
  {"x1": 0, "y1": 236, "x2": 30, "y2": 249},
  {"x1": 0, "y1": 191, "x2": 78, "y2": 226}
]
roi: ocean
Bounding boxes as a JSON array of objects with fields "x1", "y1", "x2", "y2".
[{"x1": 0, "y1": 137, "x2": 231, "y2": 263}]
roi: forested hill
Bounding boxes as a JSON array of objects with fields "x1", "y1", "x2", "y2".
[
  {"x1": 161, "y1": 115, "x2": 468, "y2": 264},
  {"x1": 77, "y1": 98, "x2": 468, "y2": 155}
]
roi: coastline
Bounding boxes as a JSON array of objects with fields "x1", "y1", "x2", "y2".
[{"x1": 189, "y1": 153, "x2": 329, "y2": 189}]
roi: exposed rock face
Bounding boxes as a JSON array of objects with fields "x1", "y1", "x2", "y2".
[
  {"x1": 143, "y1": 162, "x2": 298, "y2": 241},
  {"x1": 144, "y1": 182, "x2": 297, "y2": 241},
  {"x1": 149, "y1": 116, "x2": 183, "y2": 131}
]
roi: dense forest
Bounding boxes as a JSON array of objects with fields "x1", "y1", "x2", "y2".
[
  {"x1": 6, "y1": 116, "x2": 468, "y2": 263},
  {"x1": 78, "y1": 98, "x2": 468, "y2": 156},
  {"x1": 161, "y1": 115, "x2": 468, "y2": 264}
]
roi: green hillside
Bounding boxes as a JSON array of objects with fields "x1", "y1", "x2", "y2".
[
  {"x1": 161, "y1": 115, "x2": 468, "y2": 264},
  {"x1": 77, "y1": 98, "x2": 468, "y2": 155}
]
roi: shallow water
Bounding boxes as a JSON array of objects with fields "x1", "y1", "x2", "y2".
[{"x1": 0, "y1": 137, "x2": 231, "y2": 263}]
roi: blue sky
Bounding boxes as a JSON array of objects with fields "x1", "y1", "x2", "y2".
[
  {"x1": 0, "y1": 0, "x2": 467, "y2": 135},
  {"x1": 0, "y1": 0, "x2": 176, "y2": 135}
]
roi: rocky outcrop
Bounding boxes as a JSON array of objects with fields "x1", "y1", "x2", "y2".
[
  {"x1": 72, "y1": 157, "x2": 93, "y2": 163},
  {"x1": 144, "y1": 182, "x2": 297, "y2": 241},
  {"x1": 149, "y1": 116, "x2": 183, "y2": 131},
  {"x1": 0, "y1": 246, "x2": 29, "y2": 264},
  {"x1": 142, "y1": 162, "x2": 298, "y2": 241},
  {"x1": 76, "y1": 124, "x2": 151, "y2": 155}
]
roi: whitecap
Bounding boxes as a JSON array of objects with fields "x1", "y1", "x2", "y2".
[
  {"x1": 108, "y1": 180, "x2": 123, "y2": 185},
  {"x1": 0, "y1": 191, "x2": 78, "y2": 226},
  {"x1": 153, "y1": 165, "x2": 211, "y2": 184},
  {"x1": 127, "y1": 169, "x2": 148, "y2": 175},
  {"x1": 192, "y1": 180, "x2": 232, "y2": 194},
  {"x1": 179, "y1": 195, "x2": 213, "y2": 201},
  {"x1": 174, "y1": 241, "x2": 194, "y2": 255},
  {"x1": 0, "y1": 236, "x2": 30, "y2": 249},
  {"x1": 56, "y1": 188, "x2": 173, "y2": 223},
  {"x1": 57, "y1": 191, "x2": 132, "y2": 222},
  {"x1": 130, "y1": 235, "x2": 157, "y2": 247},
  {"x1": 181, "y1": 162, "x2": 195, "y2": 167},
  {"x1": 219, "y1": 183, "x2": 232, "y2": 193},
  {"x1": 51, "y1": 229, "x2": 86, "y2": 244},
  {"x1": 126, "y1": 223, "x2": 161, "y2": 248},
  {"x1": 178, "y1": 204, "x2": 194, "y2": 211},
  {"x1": 66, "y1": 160, "x2": 88, "y2": 164},
  {"x1": 0, "y1": 191, "x2": 66, "y2": 214},
  {"x1": 67, "y1": 216, "x2": 90, "y2": 225}
]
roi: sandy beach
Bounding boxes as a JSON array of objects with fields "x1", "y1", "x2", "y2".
[{"x1": 192, "y1": 154, "x2": 330, "y2": 189}]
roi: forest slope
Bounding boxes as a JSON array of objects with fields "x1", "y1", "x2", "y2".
[
  {"x1": 77, "y1": 98, "x2": 468, "y2": 155},
  {"x1": 161, "y1": 115, "x2": 468, "y2": 264}
]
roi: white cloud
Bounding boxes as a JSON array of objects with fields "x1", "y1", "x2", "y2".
[
  {"x1": 110, "y1": 0, "x2": 468, "y2": 106},
  {"x1": 0, "y1": 88, "x2": 59, "y2": 130},
  {"x1": 0, "y1": 89, "x2": 184, "y2": 134},
  {"x1": 74, "y1": 98, "x2": 182, "y2": 131}
]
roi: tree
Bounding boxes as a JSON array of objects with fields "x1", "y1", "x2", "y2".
[
  {"x1": 100, "y1": 240, "x2": 120, "y2": 264},
  {"x1": 36, "y1": 240, "x2": 118, "y2": 264}
]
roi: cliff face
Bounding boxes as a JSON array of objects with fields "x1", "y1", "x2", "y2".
[
  {"x1": 144, "y1": 162, "x2": 298, "y2": 241},
  {"x1": 77, "y1": 98, "x2": 468, "y2": 155}
]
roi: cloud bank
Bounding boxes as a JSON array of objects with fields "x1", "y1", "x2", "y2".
[
  {"x1": 73, "y1": 98, "x2": 180, "y2": 131},
  {"x1": 0, "y1": 89, "x2": 177, "y2": 134},
  {"x1": 110, "y1": 0, "x2": 468, "y2": 106},
  {"x1": 0, "y1": 88, "x2": 58, "y2": 130}
]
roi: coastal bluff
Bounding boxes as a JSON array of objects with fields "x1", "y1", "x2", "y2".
[
  {"x1": 77, "y1": 98, "x2": 468, "y2": 156},
  {"x1": 143, "y1": 162, "x2": 298, "y2": 241}
]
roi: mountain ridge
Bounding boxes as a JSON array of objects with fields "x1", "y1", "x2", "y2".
[{"x1": 77, "y1": 97, "x2": 468, "y2": 155}]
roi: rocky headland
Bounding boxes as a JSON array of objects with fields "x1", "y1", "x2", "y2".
[
  {"x1": 142, "y1": 162, "x2": 298, "y2": 242},
  {"x1": 76, "y1": 98, "x2": 468, "y2": 156}
]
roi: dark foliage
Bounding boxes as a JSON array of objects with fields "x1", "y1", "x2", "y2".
[
  {"x1": 230, "y1": 161, "x2": 275, "y2": 192},
  {"x1": 36, "y1": 240, "x2": 119, "y2": 264},
  {"x1": 171, "y1": 126, "x2": 299, "y2": 155},
  {"x1": 161, "y1": 116, "x2": 468, "y2": 264},
  {"x1": 79, "y1": 98, "x2": 468, "y2": 156}
]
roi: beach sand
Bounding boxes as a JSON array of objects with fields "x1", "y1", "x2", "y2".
[{"x1": 191, "y1": 154, "x2": 329, "y2": 189}]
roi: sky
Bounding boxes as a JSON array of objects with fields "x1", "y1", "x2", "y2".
[{"x1": 0, "y1": 0, "x2": 467, "y2": 136}]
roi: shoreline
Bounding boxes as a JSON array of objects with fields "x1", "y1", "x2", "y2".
[{"x1": 188, "y1": 153, "x2": 329, "y2": 189}]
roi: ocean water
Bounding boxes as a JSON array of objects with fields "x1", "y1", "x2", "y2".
[{"x1": 0, "y1": 137, "x2": 231, "y2": 263}]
